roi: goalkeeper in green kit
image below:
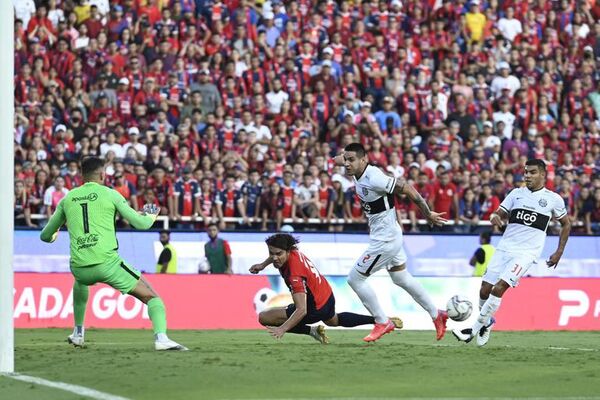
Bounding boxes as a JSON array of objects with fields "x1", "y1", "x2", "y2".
[{"x1": 40, "y1": 157, "x2": 187, "y2": 351}]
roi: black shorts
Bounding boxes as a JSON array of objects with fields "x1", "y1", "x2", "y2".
[{"x1": 285, "y1": 294, "x2": 336, "y2": 324}]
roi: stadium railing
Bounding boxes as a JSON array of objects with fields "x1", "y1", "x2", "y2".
[{"x1": 27, "y1": 214, "x2": 581, "y2": 230}]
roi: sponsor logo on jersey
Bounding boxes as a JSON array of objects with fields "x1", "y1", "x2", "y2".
[
  {"x1": 362, "y1": 187, "x2": 369, "y2": 196},
  {"x1": 71, "y1": 193, "x2": 98, "y2": 202},
  {"x1": 508, "y1": 208, "x2": 550, "y2": 231},
  {"x1": 538, "y1": 198, "x2": 548, "y2": 207}
]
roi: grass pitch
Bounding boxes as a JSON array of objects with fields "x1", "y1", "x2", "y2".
[{"x1": 2, "y1": 329, "x2": 600, "y2": 400}]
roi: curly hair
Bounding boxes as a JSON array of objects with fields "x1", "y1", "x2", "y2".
[{"x1": 265, "y1": 233, "x2": 299, "y2": 251}]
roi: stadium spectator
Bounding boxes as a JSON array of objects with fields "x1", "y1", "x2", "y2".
[
  {"x1": 11, "y1": 0, "x2": 600, "y2": 233},
  {"x1": 469, "y1": 231, "x2": 496, "y2": 278},
  {"x1": 43, "y1": 176, "x2": 69, "y2": 218},
  {"x1": 204, "y1": 222, "x2": 232, "y2": 274},
  {"x1": 156, "y1": 230, "x2": 177, "y2": 274}
]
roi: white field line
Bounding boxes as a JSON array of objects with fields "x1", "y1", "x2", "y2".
[
  {"x1": 15, "y1": 341, "x2": 599, "y2": 352},
  {"x1": 223, "y1": 397, "x2": 600, "y2": 400},
  {"x1": 1, "y1": 373, "x2": 131, "y2": 400}
]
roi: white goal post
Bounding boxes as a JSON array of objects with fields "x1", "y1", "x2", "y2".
[{"x1": 0, "y1": 2, "x2": 15, "y2": 373}]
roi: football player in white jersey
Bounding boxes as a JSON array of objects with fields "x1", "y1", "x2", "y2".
[
  {"x1": 453, "y1": 159, "x2": 571, "y2": 346},
  {"x1": 334, "y1": 143, "x2": 449, "y2": 342}
]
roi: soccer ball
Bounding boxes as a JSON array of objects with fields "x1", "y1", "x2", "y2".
[
  {"x1": 253, "y1": 288, "x2": 276, "y2": 313},
  {"x1": 446, "y1": 295, "x2": 473, "y2": 321}
]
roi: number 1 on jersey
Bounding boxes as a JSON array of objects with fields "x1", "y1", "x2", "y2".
[{"x1": 80, "y1": 203, "x2": 90, "y2": 234}]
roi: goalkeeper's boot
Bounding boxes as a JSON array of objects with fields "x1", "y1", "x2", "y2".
[
  {"x1": 155, "y1": 338, "x2": 189, "y2": 351},
  {"x1": 476, "y1": 317, "x2": 496, "y2": 347},
  {"x1": 67, "y1": 327, "x2": 85, "y2": 347},
  {"x1": 433, "y1": 310, "x2": 448, "y2": 340},
  {"x1": 452, "y1": 328, "x2": 475, "y2": 343},
  {"x1": 363, "y1": 319, "x2": 395, "y2": 342},
  {"x1": 309, "y1": 325, "x2": 329, "y2": 344}
]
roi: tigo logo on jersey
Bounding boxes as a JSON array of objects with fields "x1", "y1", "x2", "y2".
[
  {"x1": 508, "y1": 208, "x2": 550, "y2": 231},
  {"x1": 516, "y1": 210, "x2": 538, "y2": 226}
]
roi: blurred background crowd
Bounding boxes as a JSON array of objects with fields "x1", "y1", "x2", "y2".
[{"x1": 12, "y1": 0, "x2": 600, "y2": 234}]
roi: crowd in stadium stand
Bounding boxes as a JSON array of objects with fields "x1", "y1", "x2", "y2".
[{"x1": 12, "y1": 0, "x2": 600, "y2": 234}]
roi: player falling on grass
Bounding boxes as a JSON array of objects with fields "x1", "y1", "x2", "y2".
[
  {"x1": 333, "y1": 142, "x2": 449, "y2": 342},
  {"x1": 40, "y1": 157, "x2": 187, "y2": 351},
  {"x1": 453, "y1": 159, "x2": 571, "y2": 346},
  {"x1": 249, "y1": 233, "x2": 402, "y2": 343}
]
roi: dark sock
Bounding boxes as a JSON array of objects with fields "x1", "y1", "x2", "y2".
[
  {"x1": 288, "y1": 324, "x2": 311, "y2": 335},
  {"x1": 338, "y1": 312, "x2": 376, "y2": 327}
]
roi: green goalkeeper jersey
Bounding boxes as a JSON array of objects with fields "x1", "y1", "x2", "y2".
[{"x1": 40, "y1": 181, "x2": 157, "y2": 268}]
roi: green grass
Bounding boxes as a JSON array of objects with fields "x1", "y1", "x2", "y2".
[{"x1": 2, "y1": 329, "x2": 600, "y2": 400}]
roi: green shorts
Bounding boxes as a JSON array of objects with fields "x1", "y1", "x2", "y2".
[{"x1": 71, "y1": 258, "x2": 141, "y2": 294}]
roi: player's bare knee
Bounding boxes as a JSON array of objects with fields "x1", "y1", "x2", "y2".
[
  {"x1": 492, "y1": 281, "x2": 510, "y2": 297},
  {"x1": 258, "y1": 312, "x2": 269, "y2": 326},
  {"x1": 480, "y1": 283, "x2": 493, "y2": 299},
  {"x1": 324, "y1": 316, "x2": 338, "y2": 326}
]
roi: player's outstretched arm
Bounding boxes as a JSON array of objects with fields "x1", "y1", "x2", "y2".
[
  {"x1": 394, "y1": 179, "x2": 447, "y2": 226},
  {"x1": 249, "y1": 256, "x2": 273, "y2": 274},
  {"x1": 113, "y1": 191, "x2": 158, "y2": 230},
  {"x1": 40, "y1": 202, "x2": 66, "y2": 243},
  {"x1": 267, "y1": 292, "x2": 307, "y2": 339},
  {"x1": 547, "y1": 216, "x2": 572, "y2": 269}
]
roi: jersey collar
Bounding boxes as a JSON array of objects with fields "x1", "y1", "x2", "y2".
[
  {"x1": 527, "y1": 185, "x2": 545, "y2": 193},
  {"x1": 355, "y1": 164, "x2": 369, "y2": 181}
]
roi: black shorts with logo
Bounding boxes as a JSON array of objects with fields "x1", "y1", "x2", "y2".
[{"x1": 285, "y1": 294, "x2": 336, "y2": 324}]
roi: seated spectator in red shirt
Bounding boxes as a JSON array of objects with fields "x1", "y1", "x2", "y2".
[{"x1": 429, "y1": 171, "x2": 459, "y2": 225}]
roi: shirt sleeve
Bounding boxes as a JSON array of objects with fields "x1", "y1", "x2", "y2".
[
  {"x1": 499, "y1": 188, "x2": 516, "y2": 213},
  {"x1": 288, "y1": 275, "x2": 307, "y2": 294},
  {"x1": 474, "y1": 248, "x2": 485, "y2": 264},
  {"x1": 222, "y1": 240, "x2": 231, "y2": 256},
  {"x1": 369, "y1": 167, "x2": 396, "y2": 195},
  {"x1": 40, "y1": 200, "x2": 66, "y2": 242},
  {"x1": 111, "y1": 189, "x2": 156, "y2": 230},
  {"x1": 157, "y1": 248, "x2": 172, "y2": 264},
  {"x1": 43, "y1": 188, "x2": 53, "y2": 206},
  {"x1": 553, "y1": 194, "x2": 568, "y2": 219}
]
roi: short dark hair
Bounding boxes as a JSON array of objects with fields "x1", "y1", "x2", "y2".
[
  {"x1": 480, "y1": 231, "x2": 492, "y2": 243},
  {"x1": 207, "y1": 222, "x2": 219, "y2": 229},
  {"x1": 265, "y1": 233, "x2": 299, "y2": 251},
  {"x1": 525, "y1": 159, "x2": 546, "y2": 172},
  {"x1": 344, "y1": 142, "x2": 366, "y2": 158},
  {"x1": 81, "y1": 157, "x2": 105, "y2": 179},
  {"x1": 160, "y1": 229, "x2": 170, "y2": 236}
]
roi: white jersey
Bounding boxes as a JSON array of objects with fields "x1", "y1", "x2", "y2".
[
  {"x1": 497, "y1": 187, "x2": 567, "y2": 258},
  {"x1": 353, "y1": 165, "x2": 403, "y2": 241}
]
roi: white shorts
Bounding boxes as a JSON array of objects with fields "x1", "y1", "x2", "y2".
[
  {"x1": 482, "y1": 249, "x2": 536, "y2": 287},
  {"x1": 354, "y1": 236, "x2": 407, "y2": 276}
]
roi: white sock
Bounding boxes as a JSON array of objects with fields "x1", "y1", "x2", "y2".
[
  {"x1": 348, "y1": 269, "x2": 388, "y2": 324},
  {"x1": 155, "y1": 333, "x2": 169, "y2": 342},
  {"x1": 479, "y1": 297, "x2": 486, "y2": 311},
  {"x1": 472, "y1": 294, "x2": 502, "y2": 334},
  {"x1": 309, "y1": 326, "x2": 318, "y2": 337},
  {"x1": 389, "y1": 269, "x2": 438, "y2": 319}
]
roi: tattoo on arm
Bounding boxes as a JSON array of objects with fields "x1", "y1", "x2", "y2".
[
  {"x1": 557, "y1": 217, "x2": 571, "y2": 253},
  {"x1": 406, "y1": 185, "x2": 431, "y2": 218}
]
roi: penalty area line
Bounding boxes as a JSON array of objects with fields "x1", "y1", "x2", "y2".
[{"x1": 1, "y1": 373, "x2": 131, "y2": 400}]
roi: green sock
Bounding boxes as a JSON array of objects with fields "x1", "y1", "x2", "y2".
[
  {"x1": 73, "y1": 281, "x2": 89, "y2": 327},
  {"x1": 147, "y1": 297, "x2": 167, "y2": 335}
]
